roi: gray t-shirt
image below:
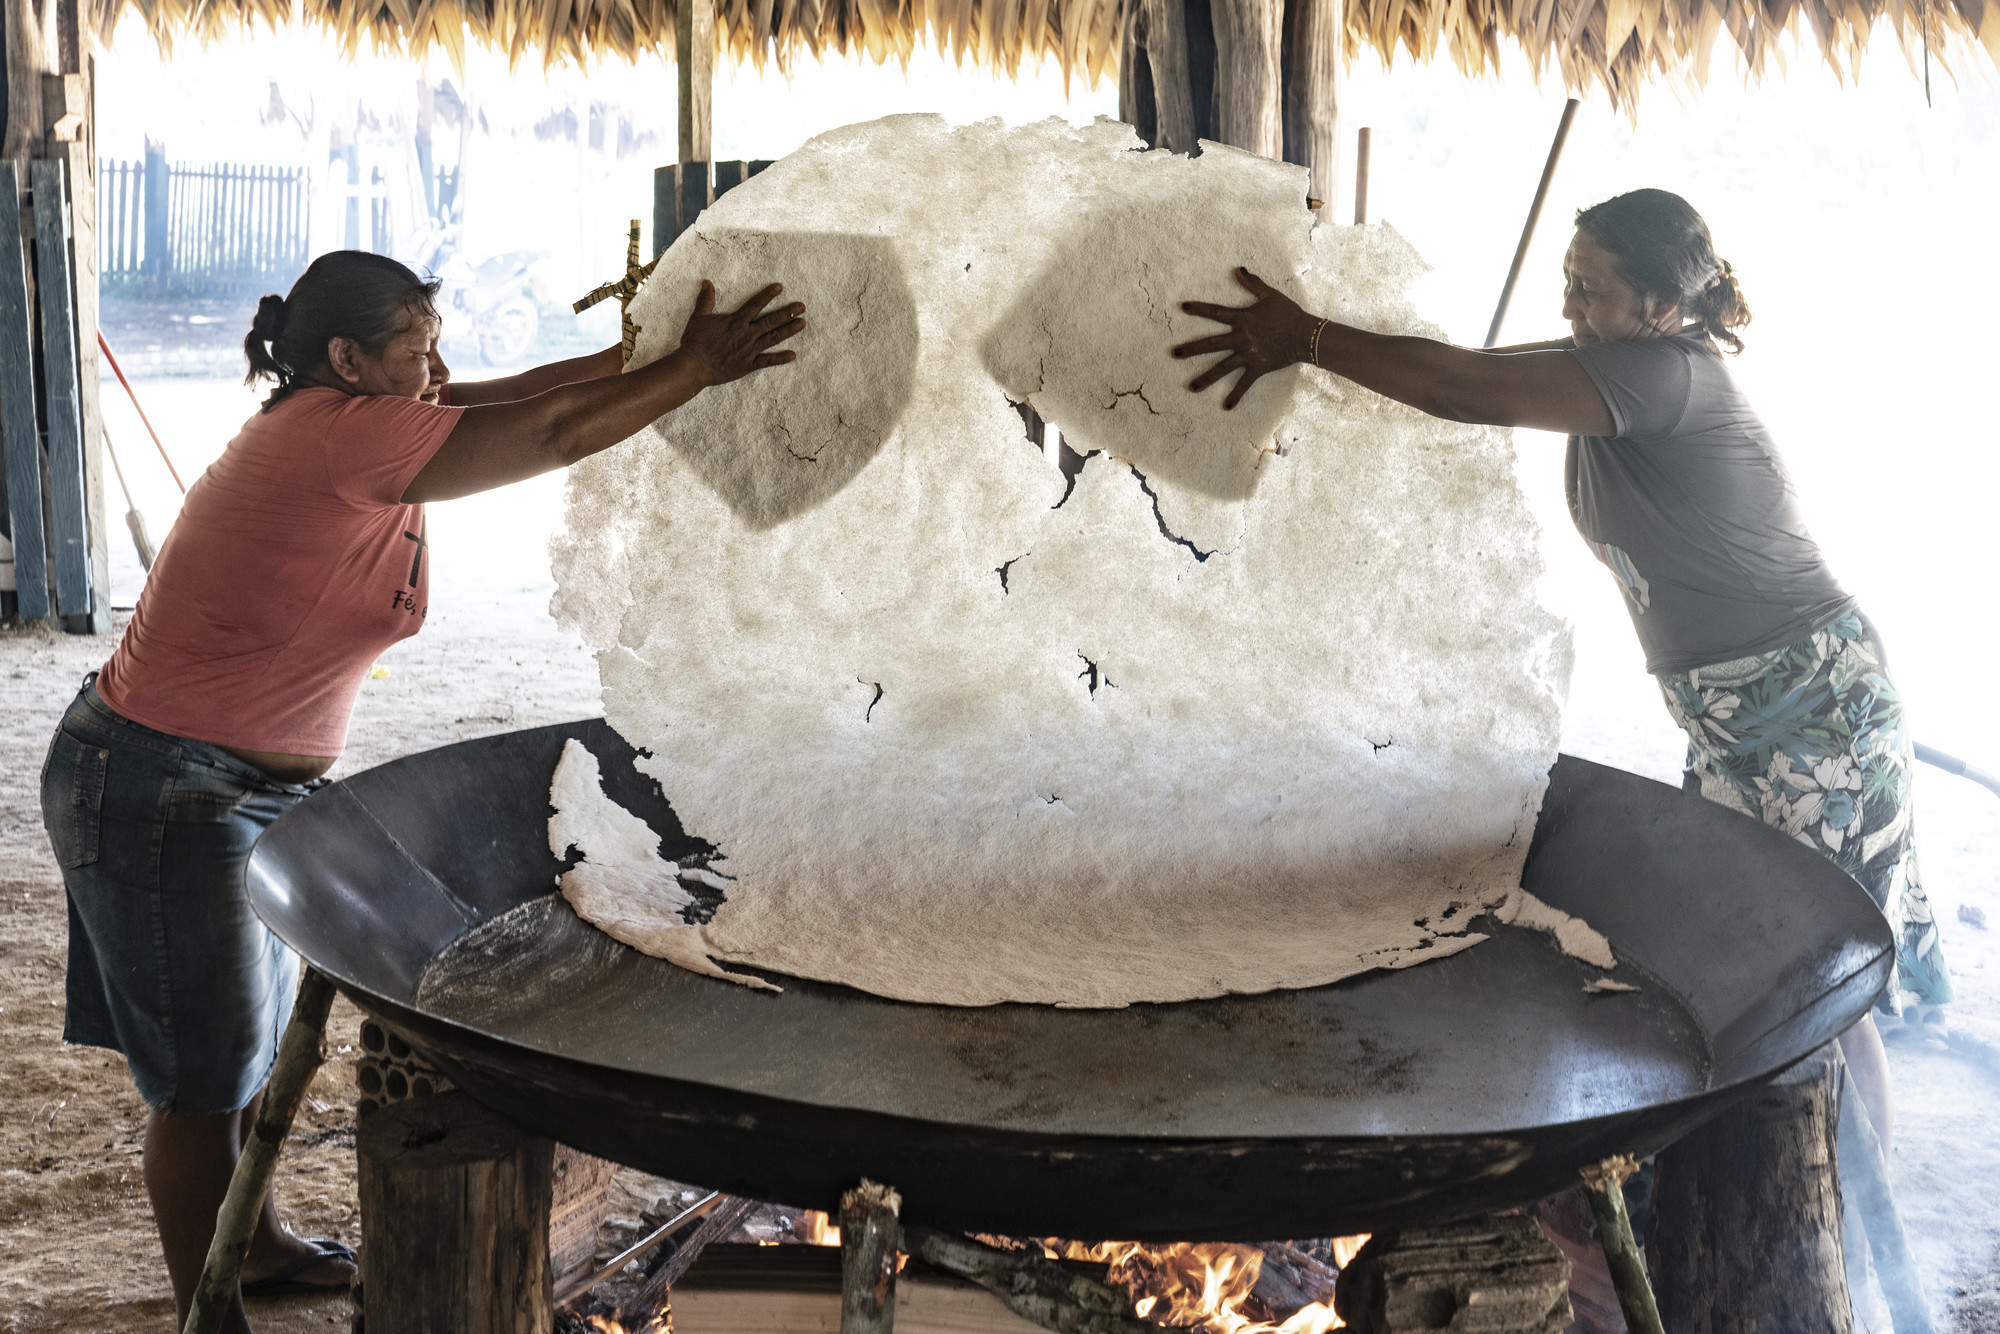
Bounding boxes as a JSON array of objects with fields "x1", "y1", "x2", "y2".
[{"x1": 1565, "y1": 328, "x2": 1855, "y2": 674}]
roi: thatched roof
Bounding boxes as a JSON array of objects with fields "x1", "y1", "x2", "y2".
[{"x1": 91, "y1": 0, "x2": 1995, "y2": 111}]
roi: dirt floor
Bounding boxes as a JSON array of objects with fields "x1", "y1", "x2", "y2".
[
  {"x1": 0, "y1": 486, "x2": 600, "y2": 1331},
  {"x1": 7, "y1": 373, "x2": 2000, "y2": 1331}
]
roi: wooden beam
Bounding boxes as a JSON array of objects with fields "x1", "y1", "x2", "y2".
[
  {"x1": 3, "y1": 0, "x2": 59, "y2": 161},
  {"x1": 0, "y1": 162, "x2": 48, "y2": 621},
  {"x1": 1282, "y1": 0, "x2": 1337, "y2": 209},
  {"x1": 1210, "y1": 0, "x2": 1283, "y2": 156},
  {"x1": 677, "y1": 0, "x2": 714, "y2": 164},
  {"x1": 1144, "y1": 0, "x2": 1198, "y2": 153}
]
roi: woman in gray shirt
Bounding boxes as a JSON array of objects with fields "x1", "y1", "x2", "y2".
[{"x1": 1176, "y1": 188, "x2": 1948, "y2": 1155}]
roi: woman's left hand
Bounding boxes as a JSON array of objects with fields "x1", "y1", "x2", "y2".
[{"x1": 1173, "y1": 268, "x2": 1320, "y2": 410}]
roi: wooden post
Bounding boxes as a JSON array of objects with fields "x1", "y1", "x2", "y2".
[
  {"x1": 1352, "y1": 126, "x2": 1369, "y2": 223},
  {"x1": 30, "y1": 156, "x2": 91, "y2": 621},
  {"x1": 1650, "y1": 1045, "x2": 1853, "y2": 1333},
  {"x1": 1282, "y1": 0, "x2": 1337, "y2": 209},
  {"x1": 0, "y1": 163, "x2": 48, "y2": 621},
  {"x1": 46, "y1": 45, "x2": 108, "y2": 633},
  {"x1": 1144, "y1": 0, "x2": 1199, "y2": 153},
  {"x1": 1210, "y1": 0, "x2": 1282, "y2": 157},
  {"x1": 839, "y1": 1180, "x2": 902, "y2": 1334},
  {"x1": 356, "y1": 1089, "x2": 555, "y2": 1334},
  {"x1": 183, "y1": 969, "x2": 338, "y2": 1334},
  {"x1": 677, "y1": 0, "x2": 713, "y2": 165}
]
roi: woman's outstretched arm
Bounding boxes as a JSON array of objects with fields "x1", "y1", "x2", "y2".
[
  {"x1": 1173, "y1": 268, "x2": 1612, "y2": 437},
  {"x1": 446, "y1": 346, "x2": 626, "y2": 406},
  {"x1": 402, "y1": 280, "x2": 804, "y2": 503}
]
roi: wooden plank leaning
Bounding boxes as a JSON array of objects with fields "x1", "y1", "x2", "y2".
[
  {"x1": 182, "y1": 968, "x2": 339, "y2": 1334},
  {"x1": 29, "y1": 157, "x2": 91, "y2": 618},
  {"x1": 0, "y1": 163, "x2": 50, "y2": 620}
]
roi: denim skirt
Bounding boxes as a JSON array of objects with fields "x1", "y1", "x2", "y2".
[{"x1": 41, "y1": 677, "x2": 318, "y2": 1114}]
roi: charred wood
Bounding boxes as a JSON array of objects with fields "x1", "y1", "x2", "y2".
[{"x1": 1332, "y1": 1214, "x2": 1570, "y2": 1334}]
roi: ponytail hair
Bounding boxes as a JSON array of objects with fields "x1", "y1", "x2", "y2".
[
  {"x1": 1574, "y1": 189, "x2": 1752, "y2": 355},
  {"x1": 244, "y1": 251, "x2": 443, "y2": 409}
]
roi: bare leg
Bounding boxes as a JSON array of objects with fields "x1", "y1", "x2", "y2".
[
  {"x1": 1838, "y1": 1014, "x2": 1894, "y2": 1153},
  {"x1": 143, "y1": 1093, "x2": 355, "y2": 1333},
  {"x1": 144, "y1": 1106, "x2": 255, "y2": 1334}
]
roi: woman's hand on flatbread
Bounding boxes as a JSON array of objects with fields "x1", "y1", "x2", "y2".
[
  {"x1": 679, "y1": 280, "x2": 807, "y2": 387},
  {"x1": 1174, "y1": 268, "x2": 1318, "y2": 410}
]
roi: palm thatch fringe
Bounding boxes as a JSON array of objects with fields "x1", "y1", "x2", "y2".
[{"x1": 88, "y1": 0, "x2": 1994, "y2": 112}]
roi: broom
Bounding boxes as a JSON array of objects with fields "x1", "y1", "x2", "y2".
[{"x1": 102, "y1": 423, "x2": 157, "y2": 572}]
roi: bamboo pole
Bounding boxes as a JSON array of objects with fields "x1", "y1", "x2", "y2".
[
  {"x1": 1484, "y1": 97, "x2": 1578, "y2": 348},
  {"x1": 182, "y1": 969, "x2": 338, "y2": 1334},
  {"x1": 1579, "y1": 1155, "x2": 1666, "y2": 1334}
]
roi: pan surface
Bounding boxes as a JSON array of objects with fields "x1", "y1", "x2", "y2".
[{"x1": 247, "y1": 719, "x2": 1891, "y2": 1239}]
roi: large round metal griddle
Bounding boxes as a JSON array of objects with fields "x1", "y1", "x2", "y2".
[{"x1": 247, "y1": 719, "x2": 1891, "y2": 1240}]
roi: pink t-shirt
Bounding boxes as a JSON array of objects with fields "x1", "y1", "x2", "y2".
[{"x1": 98, "y1": 387, "x2": 463, "y2": 755}]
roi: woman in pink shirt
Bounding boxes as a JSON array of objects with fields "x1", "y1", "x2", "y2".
[{"x1": 40, "y1": 249, "x2": 803, "y2": 1332}]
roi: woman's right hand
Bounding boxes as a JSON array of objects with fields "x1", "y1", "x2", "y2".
[
  {"x1": 404, "y1": 278, "x2": 807, "y2": 503},
  {"x1": 677, "y1": 280, "x2": 807, "y2": 388}
]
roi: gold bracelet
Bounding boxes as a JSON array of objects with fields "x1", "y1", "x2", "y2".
[{"x1": 1309, "y1": 318, "x2": 1329, "y2": 368}]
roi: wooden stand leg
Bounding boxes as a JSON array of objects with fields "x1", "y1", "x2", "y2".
[
  {"x1": 1651, "y1": 1044, "x2": 1853, "y2": 1333},
  {"x1": 839, "y1": 1180, "x2": 902, "y2": 1334},
  {"x1": 183, "y1": 968, "x2": 338, "y2": 1334},
  {"x1": 1332, "y1": 1214, "x2": 1571, "y2": 1333},
  {"x1": 1579, "y1": 1156, "x2": 1665, "y2": 1334},
  {"x1": 355, "y1": 1089, "x2": 554, "y2": 1334}
]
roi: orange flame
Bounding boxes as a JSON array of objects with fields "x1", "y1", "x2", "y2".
[
  {"x1": 801, "y1": 1210, "x2": 843, "y2": 1247},
  {"x1": 583, "y1": 1307, "x2": 672, "y2": 1334},
  {"x1": 1039, "y1": 1237, "x2": 1370, "y2": 1334}
]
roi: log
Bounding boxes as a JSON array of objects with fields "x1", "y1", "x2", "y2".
[
  {"x1": 356, "y1": 1090, "x2": 555, "y2": 1334},
  {"x1": 1332, "y1": 1214, "x2": 1571, "y2": 1334},
  {"x1": 902, "y1": 1226, "x2": 1161, "y2": 1334},
  {"x1": 841, "y1": 1180, "x2": 903, "y2": 1334},
  {"x1": 1650, "y1": 1045, "x2": 1852, "y2": 1333},
  {"x1": 1210, "y1": 0, "x2": 1283, "y2": 156}
]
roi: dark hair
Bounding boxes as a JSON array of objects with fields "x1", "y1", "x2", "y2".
[
  {"x1": 244, "y1": 251, "x2": 443, "y2": 409},
  {"x1": 1573, "y1": 189, "x2": 1752, "y2": 355}
]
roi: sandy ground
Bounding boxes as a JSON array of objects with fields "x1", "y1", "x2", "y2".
[{"x1": 5, "y1": 375, "x2": 1998, "y2": 1330}]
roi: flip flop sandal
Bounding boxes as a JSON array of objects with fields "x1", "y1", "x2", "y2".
[{"x1": 241, "y1": 1238, "x2": 357, "y2": 1298}]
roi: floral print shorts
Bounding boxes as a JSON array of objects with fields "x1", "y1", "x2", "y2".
[{"x1": 1658, "y1": 610, "x2": 1951, "y2": 1013}]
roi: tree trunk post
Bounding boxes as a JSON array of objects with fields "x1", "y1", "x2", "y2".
[
  {"x1": 1282, "y1": 0, "x2": 1338, "y2": 209},
  {"x1": 839, "y1": 1179, "x2": 902, "y2": 1334},
  {"x1": 677, "y1": 0, "x2": 714, "y2": 165},
  {"x1": 1144, "y1": 0, "x2": 1199, "y2": 153},
  {"x1": 355, "y1": 1089, "x2": 555, "y2": 1334},
  {"x1": 1650, "y1": 1044, "x2": 1853, "y2": 1333},
  {"x1": 1209, "y1": 0, "x2": 1283, "y2": 156}
]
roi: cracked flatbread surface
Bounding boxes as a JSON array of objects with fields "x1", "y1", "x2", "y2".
[{"x1": 550, "y1": 114, "x2": 1573, "y2": 1007}]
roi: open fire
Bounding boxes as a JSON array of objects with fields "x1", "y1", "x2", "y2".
[{"x1": 575, "y1": 1211, "x2": 1368, "y2": 1334}]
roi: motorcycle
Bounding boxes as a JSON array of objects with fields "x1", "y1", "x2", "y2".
[{"x1": 401, "y1": 224, "x2": 550, "y2": 368}]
